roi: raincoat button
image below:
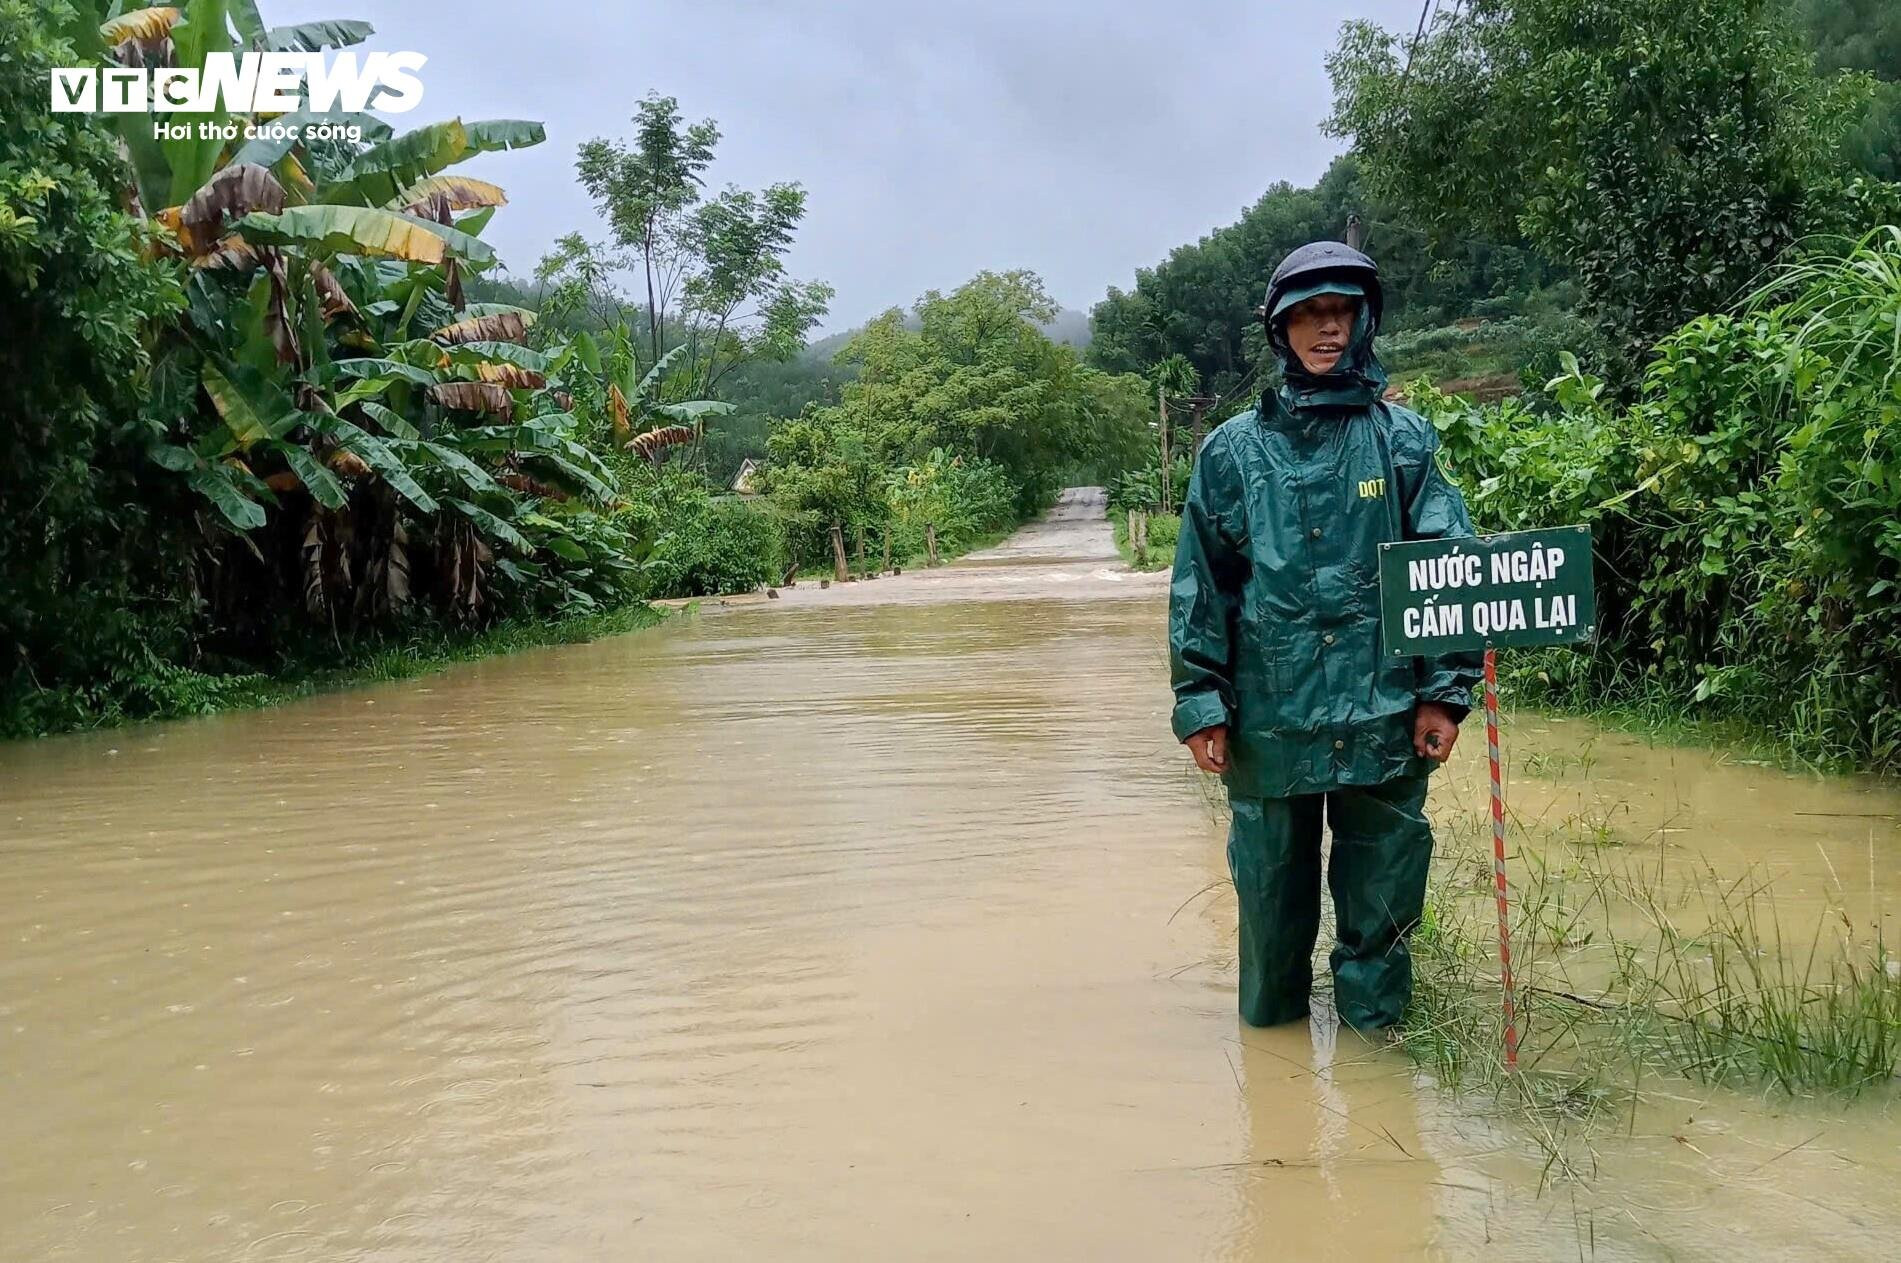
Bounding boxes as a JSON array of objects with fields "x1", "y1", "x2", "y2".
[
  {"x1": 1310, "y1": 527, "x2": 1322, "y2": 539},
  {"x1": 1333, "y1": 739, "x2": 1345, "y2": 750},
  {"x1": 1323, "y1": 633, "x2": 1335, "y2": 645}
]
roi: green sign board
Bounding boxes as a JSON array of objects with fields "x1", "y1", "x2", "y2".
[{"x1": 1378, "y1": 525, "x2": 1595, "y2": 656}]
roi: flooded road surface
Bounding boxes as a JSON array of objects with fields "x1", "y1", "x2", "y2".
[{"x1": 5, "y1": 489, "x2": 1901, "y2": 1260}]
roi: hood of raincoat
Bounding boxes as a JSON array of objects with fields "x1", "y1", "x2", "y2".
[{"x1": 1263, "y1": 241, "x2": 1387, "y2": 415}]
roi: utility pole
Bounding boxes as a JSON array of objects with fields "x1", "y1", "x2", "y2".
[
  {"x1": 1158, "y1": 384, "x2": 1172, "y2": 515},
  {"x1": 1182, "y1": 395, "x2": 1216, "y2": 465},
  {"x1": 1159, "y1": 391, "x2": 1218, "y2": 515},
  {"x1": 830, "y1": 522, "x2": 850, "y2": 584}
]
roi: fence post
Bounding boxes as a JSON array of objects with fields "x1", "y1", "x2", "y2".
[
  {"x1": 882, "y1": 529, "x2": 893, "y2": 575},
  {"x1": 925, "y1": 523, "x2": 939, "y2": 567},
  {"x1": 830, "y1": 522, "x2": 850, "y2": 583}
]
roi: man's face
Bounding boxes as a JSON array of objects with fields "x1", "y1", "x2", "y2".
[{"x1": 1283, "y1": 293, "x2": 1358, "y2": 375}]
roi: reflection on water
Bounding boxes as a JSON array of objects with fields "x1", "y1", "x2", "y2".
[{"x1": 4, "y1": 561, "x2": 1901, "y2": 1259}]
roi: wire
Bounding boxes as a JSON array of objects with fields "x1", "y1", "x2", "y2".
[{"x1": 1399, "y1": 0, "x2": 1439, "y2": 92}]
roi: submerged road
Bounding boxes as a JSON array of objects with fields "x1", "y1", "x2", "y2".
[{"x1": 4, "y1": 489, "x2": 1901, "y2": 1260}]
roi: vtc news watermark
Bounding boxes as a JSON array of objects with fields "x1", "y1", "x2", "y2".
[{"x1": 50, "y1": 51, "x2": 427, "y2": 144}]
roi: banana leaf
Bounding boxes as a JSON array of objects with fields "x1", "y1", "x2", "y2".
[
  {"x1": 278, "y1": 443, "x2": 350, "y2": 509},
  {"x1": 100, "y1": 6, "x2": 180, "y2": 45},
  {"x1": 387, "y1": 175, "x2": 507, "y2": 216},
  {"x1": 528, "y1": 446, "x2": 615, "y2": 501},
  {"x1": 454, "y1": 206, "x2": 499, "y2": 238},
  {"x1": 431, "y1": 309, "x2": 533, "y2": 344},
  {"x1": 461, "y1": 119, "x2": 546, "y2": 155},
  {"x1": 442, "y1": 341, "x2": 550, "y2": 372},
  {"x1": 263, "y1": 19, "x2": 372, "y2": 51},
  {"x1": 402, "y1": 440, "x2": 500, "y2": 495},
  {"x1": 326, "y1": 418, "x2": 438, "y2": 512},
  {"x1": 163, "y1": 0, "x2": 238, "y2": 205},
  {"x1": 227, "y1": 0, "x2": 264, "y2": 47},
  {"x1": 569, "y1": 331, "x2": 602, "y2": 375},
  {"x1": 327, "y1": 120, "x2": 543, "y2": 207},
  {"x1": 332, "y1": 357, "x2": 440, "y2": 387},
  {"x1": 357, "y1": 401, "x2": 422, "y2": 440},
  {"x1": 654, "y1": 400, "x2": 737, "y2": 423},
  {"x1": 202, "y1": 362, "x2": 299, "y2": 448},
  {"x1": 463, "y1": 302, "x2": 535, "y2": 320},
  {"x1": 189, "y1": 465, "x2": 268, "y2": 530},
  {"x1": 234, "y1": 205, "x2": 496, "y2": 265},
  {"x1": 227, "y1": 110, "x2": 392, "y2": 169},
  {"x1": 447, "y1": 498, "x2": 532, "y2": 553}
]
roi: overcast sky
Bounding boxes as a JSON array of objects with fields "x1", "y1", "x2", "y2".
[{"x1": 275, "y1": 0, "x2": 1421, "y2": 331}]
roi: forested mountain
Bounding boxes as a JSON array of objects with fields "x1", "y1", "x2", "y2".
[{"x1": 1086, "y1": 156, "x2": 1563, "y2": 397}]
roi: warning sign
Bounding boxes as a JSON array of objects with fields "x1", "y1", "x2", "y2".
[{"x1": 1378, "y1": 526, "x2": 1595, "y2": 656}]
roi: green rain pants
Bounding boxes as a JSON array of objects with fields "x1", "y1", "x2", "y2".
[{"x1": 1226, "y1": 774, "x2": 1433, "y2": 1030}]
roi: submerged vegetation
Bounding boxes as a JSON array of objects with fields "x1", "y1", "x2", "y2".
[{"x1": 1399, "y1": 783, "x2": 1901, "y2": 1170}]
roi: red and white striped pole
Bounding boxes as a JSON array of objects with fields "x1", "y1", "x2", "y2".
[{"x1": 1483, "y1": 646, "x2": 1520, "y2": 1072}]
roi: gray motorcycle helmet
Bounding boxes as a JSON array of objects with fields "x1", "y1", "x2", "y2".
[{"x1": 1260, "y1": 240, "x2": 1384, "y2": 334}]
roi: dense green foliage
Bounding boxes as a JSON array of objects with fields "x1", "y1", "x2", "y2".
[
  {"x1": 1, "y1": 3, "x2": 1155, "y2": 736},
  {"x1": 0, "y1": 2, "x2": 188, "y2": 720},
  {"x1": 702, "y1": 354, "x2": 850, "y2": 486},
  {"x1": 1797, "y1": 0, "x2": 1901, "y2": 179},
  {"x1": 1328, "y1": 0, "x2": 1875, "y2": 376},
  {"x1": 639, "y1": 473, "x2": 785, "y2": 597},
  {"x1": 1091, "y1": 1, "x2": 1901, "y2": 774},
  {"x1": 762, "y1": 271, "x2": 1152, "y2": 567},
  {"x1": 1419, "y1": 230, "x2": 1901, "y2": 769},
  {"x1": 1107, "y1": 458, "x2": 1190, "y2": 520}
]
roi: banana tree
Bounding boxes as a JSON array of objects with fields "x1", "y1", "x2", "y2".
[
  {"x1": 82, "y1": 0, "x2": 645, "y2": 624},
  {"x1": 151, "y1": 164, "x2": 618, "y2": 623},
  {"x1": 600, "y1": 325, "x2": 736, "y2": 467}
]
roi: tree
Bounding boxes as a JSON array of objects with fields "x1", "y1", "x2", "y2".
[
  {"x1": 764, "y1": 269, "x2": 1153, "y2": 548},
  {"x1": 572, "y1": 94, "x2": 831, "y2": 395},
  {"x1": 1327, "y1": 0, "x2": 1874, "y2": 370},
  {"x1": 576, "y1": 94, "x2": 716, "y2": 367},
  {"x1": 1, "y1": 0, "x2": 183, "y2": 710}
]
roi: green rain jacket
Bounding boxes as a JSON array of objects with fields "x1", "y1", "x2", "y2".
[{"x1": 1168, "y1": 312, "x2": 1483, "y2": 799}]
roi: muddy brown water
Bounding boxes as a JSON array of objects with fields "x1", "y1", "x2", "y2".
[{"x1": 5, "y1": 488, "x2": 1901, "y2": 1260}]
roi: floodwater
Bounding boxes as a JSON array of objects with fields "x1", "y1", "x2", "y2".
[{"x1": 4, "y1": 488, "x2": 1900, "y2": 1260}]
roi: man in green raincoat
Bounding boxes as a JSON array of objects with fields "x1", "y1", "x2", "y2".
[{"x1": 1169, "y1": 241, "x2": 1482, "y2": 1032}]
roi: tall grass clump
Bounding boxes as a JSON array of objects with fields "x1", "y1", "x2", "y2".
[{"x1": 1402, "y1": 808, "x2": 1901, "y2": 1113}]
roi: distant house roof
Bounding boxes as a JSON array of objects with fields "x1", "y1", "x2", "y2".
[{"x1": 731, "y1": 458, "x2": 760, "y2": 495}]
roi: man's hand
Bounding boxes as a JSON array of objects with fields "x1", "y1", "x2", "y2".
[
  {"x1": 1413, "y1": 702, "x2": 1462, "y2": 763},
  {"x1": 1184, "y1": 724, "x2": 1229, "y2": 774}
]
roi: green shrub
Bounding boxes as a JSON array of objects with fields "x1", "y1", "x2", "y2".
[
  {"x1": 888, "y1": 450, "x2": 1020, "y2": 554},
  {"x1": 1108, "y1": 457, "x2": 1190, "y2": 514},
  {"x1": 1146, "y1": 512, "x2": 1180, "y2": 555},
  {"x1": 645, "y1": 494, "x2": 785, "y2": 597},
  {"x1": 1416, "y1": 227, "x2": 1901, "y2": 770}
]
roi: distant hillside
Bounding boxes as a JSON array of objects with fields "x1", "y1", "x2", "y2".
[
  {"x1": 805, "y1": 307, "x2": 1092, "y2": 361},
  {"x1": 1041, "y1": 308, "x2": 1091, "y2": 349}
]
